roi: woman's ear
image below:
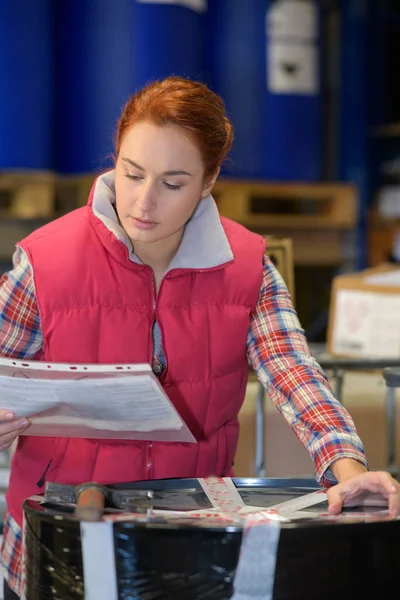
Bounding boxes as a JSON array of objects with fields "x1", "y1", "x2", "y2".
[{"x1": 201, "y1": 167, "x2": 220, "y2": 199}]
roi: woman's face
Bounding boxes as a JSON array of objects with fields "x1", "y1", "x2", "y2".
[{"x1": 115, "y1": 121, "x2": 215, "y2": 245}]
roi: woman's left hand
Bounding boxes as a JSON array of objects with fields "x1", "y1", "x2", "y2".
[{"x1": 327, "y1": 471, "x2": 400, "y2": 518}]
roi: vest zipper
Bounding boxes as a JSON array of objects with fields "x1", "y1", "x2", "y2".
[
  {"x1": 149, "y1": 272, "x2": 156, "y2": 366},
  {"x1": 146, "y1": 442, "x2": 154, "y2": 479},
  {"x1": 154, "y1": 263, "x2": 233, "y2": 383},
  {"x1": 145, "y1": 261, "x2": 233, "y2": 480},
  {"x1": 156, "y1": 277, "x2": 168, "y2": 379},
  {"x1": 146, "y1": 270, "x2": 158, "y2": 480}
]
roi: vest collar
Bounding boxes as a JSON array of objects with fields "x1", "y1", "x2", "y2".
[{"x1": 89, "y1": 170, "x2": 234, "y2": 271}]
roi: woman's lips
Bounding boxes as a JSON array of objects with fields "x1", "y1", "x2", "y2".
[{"x1": 131, "y1": 217, "x2": 158, "y2": 230}]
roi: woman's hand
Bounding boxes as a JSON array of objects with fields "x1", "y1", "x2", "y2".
[
  {"x1": 328, "y1": 459, "x2": 400, "y2": 518},
  {"x1": 0, "y1": 410, "x2": 30, "y2": 451}
]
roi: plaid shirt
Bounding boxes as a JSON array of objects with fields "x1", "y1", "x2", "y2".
[{"x1": 0, "y1": 247, "x2": 367, "y2": 595}]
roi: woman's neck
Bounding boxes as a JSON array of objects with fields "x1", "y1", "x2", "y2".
[{"x1": 132, "y1": 227, "x2": 184, "y2": 274}]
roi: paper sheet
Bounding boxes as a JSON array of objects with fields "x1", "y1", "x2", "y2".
[
  {"x1": 364, "y1": 269, "x2": 400, "y2": 287},
  {"x1": 0, "y1": 358, "x2": 196, "y2": 442},
  {"x1": 332, "y1": 289, "x2": 400, "y2": 357},
  {"x1": 136, "y1": 0, "x2": 207, "y2": 13},
  {"x1": 267, "y1": 0, "x2": 318, "y2": 42},
  {"x1": 266, "y1": 0, "x2": 319, "y2": 95},
  {"x1": 377, "y1": 186, "x2": 400, "y2": 220},
  {"x1": 267, "y1": 42, "x2": 319, "y2": 95}
]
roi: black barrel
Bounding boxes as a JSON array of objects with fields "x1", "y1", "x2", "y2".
[{"x1": 23, "y1": 477, "x2": 400, "y2": 600}]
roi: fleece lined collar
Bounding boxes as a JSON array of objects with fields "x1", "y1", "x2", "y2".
[{"x1": 91, "y1": 170, "x2": 234, "y2": 271}]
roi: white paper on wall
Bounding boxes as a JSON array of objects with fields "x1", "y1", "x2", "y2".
[
  {"x1": 136, "y1": 0, "x2": 207, "y2": 13},
  {"x1": 267, "y1": 0, "x2": 318, "y2": 42},
  {"x1": 267, "y1": 42, "x2": 319, "y2": 95},
  {"x1": 332, "y1": 289, "x2": 400, "y2": 358},
  {"x1": 377, "y1": 186, "x2": 400, "y2": 220},
  {"x1": 365, "y1": 269, "x2": 400, "y2": 287}
]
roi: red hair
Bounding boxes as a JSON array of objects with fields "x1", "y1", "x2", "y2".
[{"x1": 115, "y1": 76, "x2": 234, "y2": 177}]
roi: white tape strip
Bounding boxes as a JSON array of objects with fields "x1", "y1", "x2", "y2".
[
  {"x1": 269, "y1": 489, "x2": 328, "y2": 514},
  {"x1": 103, "y1": 483, "x2": 328, "y2": 525},
  {"x1": 242, "y1": 489, "x2": 328, "y2": 516},
  {"x1": 81, "y1": 521, "x2": 118, "y2": 600},
  {"x1": 198, "y1": 477, "x2": 245, "y2": 513},
  {"x1": 231, "y1": 521, "x2": 281, "y2": 600}
]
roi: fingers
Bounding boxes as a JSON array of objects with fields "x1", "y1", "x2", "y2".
[
  {"x1": 0, "y1": 411, "x2": 30, "y2": 451},
  {"x1": 0, "y1": 440, "x2": 15, "y2": 452},
  {"x1": 0, "y1": 410, "x2": 15, "y2": 421},
  {"x1": 352, "y1": 472, "x2": 398, "y2": 504},
  {"x1": 327, "y1": 486, "x2": 344, "y2": 515},
  {"x1": 375, "y1": 471, "x2": 398, "y2": 496},
  {"x1": 327, "y1": 471, "x2": 400, "y2": 518},
  {"x1": 382, "y1": 475, "x2": 400, "y2": 518},
  {"x1": 0, "y1": 418, "x2": 29, "y2": 436},
  {"x1": 361, "y1": 472, "x2": 400, "y2": 517},
  {"x1": 0, "y1": 427, "x2": 26, "y2": 449},
  {"x1": 0, "y1": 410, "x2": 31, "y2": 452}
]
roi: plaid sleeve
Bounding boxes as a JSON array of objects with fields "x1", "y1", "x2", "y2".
[
  {"x1": 247, "y1": 255, "x2": 368, "y2": 486},
  {"x1": 0, "y1": 513, "x2": 23, "y2": 595},
  {"x1": 0, "y1": 247, "x2": 43, "y2": 358}
]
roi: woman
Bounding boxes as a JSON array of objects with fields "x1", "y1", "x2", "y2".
[{"x1": 0, "y1": 77, "x2": 399, "y2": 599}]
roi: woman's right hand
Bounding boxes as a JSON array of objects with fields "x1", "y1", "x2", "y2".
[{"x1": 0, "y1": 410, "x2": 30, "y2": 451}]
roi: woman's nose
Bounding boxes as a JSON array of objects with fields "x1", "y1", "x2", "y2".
[{"x1": 135, "y1": 181, "x2": 156, "y2": 212}]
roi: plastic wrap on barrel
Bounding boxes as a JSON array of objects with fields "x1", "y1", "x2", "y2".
[{"x1": 23, "y1": 477, "x2": 400, "y2": 600}]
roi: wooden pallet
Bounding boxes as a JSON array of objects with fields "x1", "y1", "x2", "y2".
[
  {"x1": 55, "y1": 174, "x2": 97, "y2": 212},
  {"x1": 0, "y1": 217, "x2": 51, "y2": 263},
  {"x1": 213, "y1": 180, "x2": 358, "y2": 230},
  {"x1": 271, "y1": 229, "x2": 348, "y2": 266},
  {"x1": 53, "y1": 176, "x2": 352, "y2": 266},
  {"x1": 0, "y1": 171, "x2": 56, "y2": 219},
  {"x1": 265, "y1": 236, "x2": 295, "y2": 300},
  {"x1": 53, "y1": 176, "x2": 358, "y2": 230},
  {"x1": 0, "y1": 172, "x2": 356, "y2": 268}
]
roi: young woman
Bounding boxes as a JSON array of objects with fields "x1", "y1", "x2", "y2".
[{"x1": 0, "y1": 76, "x2": 398, "y2": 599}]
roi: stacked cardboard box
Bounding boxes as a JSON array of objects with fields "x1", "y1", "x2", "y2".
[{"x1": 328, "y1": 264, "x2": 400, "y2": 358}]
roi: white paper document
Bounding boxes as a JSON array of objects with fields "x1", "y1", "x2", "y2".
[
  {"x1": 267, "y1": 0, "x2": 318, "y2": 42},
  {"x1": 332, "y1": 289, "x2": 400, "y2": 357},
  {"x1": 377, "y1": 186, "x2": 400, "y2": 220},
  {"x1": 136, "y1": 0, "x2": 207, "y2": 13},
  {"x1": 267, "y1": 42, "x2": 319, "y2": 95},
  {"x1": 0, "y1": 358, "x2": 196, "y2": 442},
  {"x1": 266, "y1": 0, "x2": 319, "y2": 95},
  {"x1": 364, "y1": 269, "x2": 400, "y2": 287}
]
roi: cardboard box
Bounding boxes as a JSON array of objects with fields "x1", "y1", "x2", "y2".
[{"x1": 327, "y1": 264, "x2": 400, "y2": 358}]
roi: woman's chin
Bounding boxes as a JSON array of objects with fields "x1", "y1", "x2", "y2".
[{"x1": 127, "y1": 226, "x2": 161, "y2": 244}]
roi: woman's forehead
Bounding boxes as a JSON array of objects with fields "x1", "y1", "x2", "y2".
[{"x1": 119, "y1": 121, "x2": 204, "y2": 173}]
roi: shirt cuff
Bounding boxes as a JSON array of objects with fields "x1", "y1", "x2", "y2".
[{"x1": 310, "y1": 431, "x2": 369, "y2": 488}]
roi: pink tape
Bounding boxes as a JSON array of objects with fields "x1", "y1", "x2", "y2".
[{"x1": 197, "y1": 477, "x2": 246, "y2": 513}]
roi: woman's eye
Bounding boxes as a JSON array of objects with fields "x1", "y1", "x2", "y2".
[
  {"x1": 125, "y1": 174, "x2": 142, "y2": 181},
  {"x1": 164, "y1": 182, "x2": 182, "y2": 191}
]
